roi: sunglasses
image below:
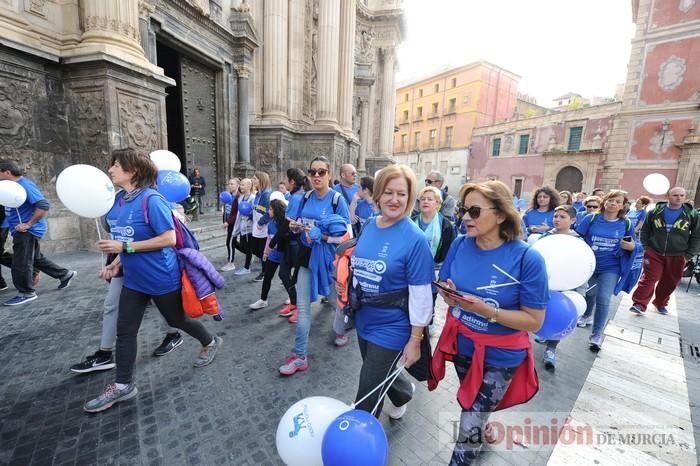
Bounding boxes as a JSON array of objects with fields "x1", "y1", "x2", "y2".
[
  {"x1": 457, "y1": 205, "x2": 498, "y2": 219},
  {"x1": 586, "y1": 205, "x2": 599, "y2": 209},
  {"x1": 308, "y1": 168, "x2": 329, "y2": 177},
  {"x1": 425, "y1": 179, "x2": 436, "y2": 185}
]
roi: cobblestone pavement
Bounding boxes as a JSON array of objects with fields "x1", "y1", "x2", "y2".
[{"x1": 0, "y1": 246, "x2": 696, "y2": 465}]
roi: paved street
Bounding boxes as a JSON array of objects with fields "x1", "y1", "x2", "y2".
[{"x1": 0, "y1": 243, "x2": 698, "y2": 465}]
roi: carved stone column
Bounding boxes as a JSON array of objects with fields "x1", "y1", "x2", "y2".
[
  {"x1": 138, "y1": 0, "x2": 156, "y2": 64},
  {"x1": 378, "y1": 47, "x2": 396, "y2": 157},
  {"x1": 316, "y1": 0, "x2": 340, "y2": 126},
  {"x1": 337, "y1": 0, "x2": 356, "y2": 132},
  {"x1": 263, "y1": 0, "x2": 288, "y2": 118},
  {"x1": 287, "y1": 0, "x2": 305, "y2": 121},
  {"x1": 236, "y1": 64, "x2": 252, "y2": 167},
  {"x1": 358, "y1": 97, "x2": 370, "y2": 172},
  {"x1": 77, "y1": 0, "x2": 147, "y2": 65}
]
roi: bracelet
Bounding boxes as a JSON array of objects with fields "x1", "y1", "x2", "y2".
[{"x1": 410, "y1": 333, "x2": 424, "y2": 341}]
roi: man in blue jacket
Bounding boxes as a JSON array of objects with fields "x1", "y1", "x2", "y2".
[
  {"x1": 0, "y1": 160, "x2": 76, "y2": 305},
  {"x1": 630, "y1": 187, "x2": 700, "y2": 315}
]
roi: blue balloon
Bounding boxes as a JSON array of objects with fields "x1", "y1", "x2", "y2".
[
  {"x1": 219, "y1": 191, "x2": 233, "y2": 205},
  {"x1": 321, "y1": 409, "x2": 388, "y2": 466},
  {"x1": 239, "y1": 200, "x2": 253, "y2": 216},
  {"x1": 535, "y1": 291, "x2": 578, "y2": 340},
  {"x1": 157, "y1": 170, "x2": 190, "y2": 202}
]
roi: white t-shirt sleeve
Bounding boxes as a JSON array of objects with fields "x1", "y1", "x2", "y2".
[{"x1": 408, "y1": 284, "x2": 433, "y2": 326}]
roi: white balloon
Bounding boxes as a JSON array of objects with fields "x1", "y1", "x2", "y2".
[
  {"x1": 531, "y1": 234, "x2": 596, "y2": 291},
  {"x1": 527, "y1": 233, "x2": 541, "y2": 245},
  {"x1": 642, "y1": 173, "x2": 670, "y2": 196},
  {"x1": 0, "y1": 180, "x2": 27, "y2": 208},
  {"x1": 276, "y1": 396, "x2": 350, "y2": 466},
  {"x1": 56, "y1": 165, "x2": 115, "y2": 218},
  {"x1": 149, "y1": 150, "x2": 182, "y2": 172},
  {"x1": 270, "y1": 190, "x2": 288, "y2": 205},
  {"x1": 562, "y1": 290, "x2": 588, "y2": 317}
]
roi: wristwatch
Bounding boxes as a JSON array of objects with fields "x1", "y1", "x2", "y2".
[{"x1": 122, "y1": 241, "x2": 136, "y2": 254}]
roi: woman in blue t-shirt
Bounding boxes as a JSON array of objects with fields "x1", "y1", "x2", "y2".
[
  {"x1": 628, "y1": 195, "x2": 651, "y2": 234},
  {"x1": 575, "y1": 190, "x2": 636, "y2": 352},
  {"x1": 279, "y1": 156, "x2": 350, "y2": 376},
  {"x1": 84, "y1": 148, "x2": 221, "y2": 413},
  {"x1": 434, "y1": 180, "x2": 548, "y2": 465},
  {"x1": 348, "y1": 165, "x2": 434, "y2": 419},
  {"x1": 522, "y1": 186, "x2": 560, "y2": 238},
  {"x1": 349, "y1": 175, "x2": 379, "y2": 236}
]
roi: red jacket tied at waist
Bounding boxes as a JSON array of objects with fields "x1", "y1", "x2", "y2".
[{"x1": 428, "y1": 308, "x2": 539, "y2": 411}]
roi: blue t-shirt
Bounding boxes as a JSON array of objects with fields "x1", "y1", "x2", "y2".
[
  {"x1": 663, "y1": 207, "x2": 683, "y2": 232},
  {"x1": 296, "y1": 190, "x2": 350, "y2": 248},
  {"x1": 575, "y1": 214, "x2": 633, "y2": 274},
  {"x1": 106, "y1": 189, "x2": 180, "y2": 295},
  {"x1": 522, "y1": 209, "x2": 555, "y2": 232},
  {"x1": 439, "y1": 237, "x2": 549, "y2": 367},
  {"x1": 627, "y1": 208, "x2": 647, "y2": 230},
  {"x1": 333, "y1": 183, "x2": 359, "y2": 205},
  {"x1": 355, "y1": 200, "x2": 377, "y2": 223},
  {"x1": 6, "y1": 177, "x2": 48, "y2": 238},
  {"x1": 354, "y1": 217, "x2": 434, "y2": 351},
  {"x1": 287, "y1": 190, "x2": 305, "y2": 220},
  {"x1": 267, "y1": 221, "x2": 282, "y2": 263},
  {"x1": 572, "y1": 201, "x2": 585, "y2": 212}
]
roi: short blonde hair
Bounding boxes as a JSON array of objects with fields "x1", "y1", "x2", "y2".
[
  {"x1": 372, "y1": 164, "x2": 417, "y2": 218},
  {"x1": 459, "y1": 180, "x2": 522, "y2": 241},
  {"x1": 418, "y1": 186, "x2": 443, "y2": 206}
]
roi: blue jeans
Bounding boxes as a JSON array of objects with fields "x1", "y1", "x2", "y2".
[
  {"x1": 293, "y1": 267, "x2": 337, "y2": 357},
  {"x1": 583, "y1": 272, "x2": 618, "y2": 337}
]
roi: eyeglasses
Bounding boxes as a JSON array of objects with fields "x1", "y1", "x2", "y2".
[
  {"x1": 308, "y1": 168, "x2": 329, "y2": 177},
  {"x1": 457, "y1": 205, "x2": 498, "y2": 219},
  {"x1": 586, "y1": 204, "x2": 599, "y2": 209},
  {"x1": 425, "y1": 179, "x2": 436, "y2": 185}
]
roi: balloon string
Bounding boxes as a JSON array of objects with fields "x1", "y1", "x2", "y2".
[
  {"x1": 95, "y1": 218, "x2": 105, "y2": 267},
  {"x1": 16, "y1": 208, "x2": 22, "y2": 224},
  {"x1": 371, "y1": 362, "x2": 406, "y2": 417}
]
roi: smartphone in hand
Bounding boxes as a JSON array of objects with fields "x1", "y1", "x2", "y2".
[
  {"x1": 622, "y1": 236, "x2": 632, "y2": 242},
  {"x1": 432, "y1": 281, "x2": 479, "y2": 304}
]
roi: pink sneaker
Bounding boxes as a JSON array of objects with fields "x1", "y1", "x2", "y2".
[
  {"x1": 278, "y1": 304, "x2": 296, "y2": 317},
  {"x1": 279, "y1": 355, "x2": 308, "y2": 375},
  {"x1": 334, "y1": 333, "x2": 349, "y2": 347}
]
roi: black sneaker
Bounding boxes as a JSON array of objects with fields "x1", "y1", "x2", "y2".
[
  {"x1": 0, "y1": 283, "x2": 7, "y2": 291},
  {"x1": 152, "y1": 332, "x2": 183, "y2": 357},
  {"x1": 57, "y1": 270, "x2": 77, "y2": 290},
  {"x1": 253, "y1": 273, "x2": 264, "y2": 283},
  {"x1": 70, "y1": 351, "x2": 115, "y2": 373}
]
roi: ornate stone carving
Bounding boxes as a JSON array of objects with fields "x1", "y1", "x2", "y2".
[
  {"x1": 303, "y1": 0, "x2": 318, "y2": 120},
  {"x1": 256, "y1": 140, "x2": 276, "y2": 168},
  {"x1": 679, "y1": 0, "x2": 696, "y2": 13},
  {"x1": 234, "y1": 64, "x2": 251, "y2": 78},
  {"x1": 658, "y1": 55, "x2": 686, "y2": 91},
  {"x1": 310, "y1": 144, "x2": 328, "y2": 160},
  {"x1": 650, "y1": 129, "x2": 675, "y2": 155},
  {"x1": 84, "y1": 16, "x2": 138, "y2": 41},
  {"x1": 232, "y1": 0, "x2": 250, "y2": 13},
  {"x1": 29, "y1": 0, "x2": 47, "y2": 17},
  {"x1": 138, "y1": 0, "x2": 155, "y2": 17},
  {"x1": 119, "y1": 97, "x2": 157, "y2": 150},
  {"x1": 0, "y1": 78, "x2": 31, "y2": 149},
  {"x1": 354, "y1": 29, "x2": 376, "y2": 63}
]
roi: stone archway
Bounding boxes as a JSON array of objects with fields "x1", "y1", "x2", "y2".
[{"x1": 555, "y1": 165, "x2": 584, "y2": 192}]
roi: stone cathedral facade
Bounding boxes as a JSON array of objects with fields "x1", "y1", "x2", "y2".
[{"x1": 0, "y1": 0, "x2": 402, "y2": 251}]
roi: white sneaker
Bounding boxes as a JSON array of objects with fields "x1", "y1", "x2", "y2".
[
  {"x1": 384, "y1": 382, "x2": 415, "y2": 420},
  {"x1": 220, "y1": 263, "x2": 236, "y2": 272},
  {"x1": 249, "y1": 299, "x2": 268, "y2": 310},
  {"x1": 234, "y1": 267, "x2": 251, "y2": 276}
]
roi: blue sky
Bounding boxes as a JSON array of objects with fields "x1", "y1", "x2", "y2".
[{"x1": 396, "y1": 0, "x2": 636, "y2": 106}]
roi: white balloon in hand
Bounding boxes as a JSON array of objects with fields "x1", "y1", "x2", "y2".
[
  {"x1": 0, "y1": 180, "x2": 27, "y2": 208},
  {"x1": 56, "y1": 165, "x2": 115, "y2": 218},
  {"x1": 149, "y1": 150, "x2": 182, "y2": 172},
  {"x1": 531, "y1": 234, "x2": 596, "y2": 291}
]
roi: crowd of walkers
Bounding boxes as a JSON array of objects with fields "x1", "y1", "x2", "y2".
[{"x1": 4, "y1": 147, "x2": 698, "y2": 465}]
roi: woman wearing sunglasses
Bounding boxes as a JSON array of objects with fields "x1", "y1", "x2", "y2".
[
  {"x1": 279, "y1": 156, "x2": 350, "y2": 375},
  {"x1": 431, "y1": 181, "x2": 548, "y2": 465},
  {"x1": 349, "y1": 165, "x2": 434, "y2": 419}
]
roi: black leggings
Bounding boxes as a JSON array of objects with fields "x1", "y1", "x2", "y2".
[
  {"x1": 116, "y1": 287, "x2": 213, "y2": 384},
  {"x1": 277, "y1": 255, "x2": 298, "y2": 305},
  {"x1": 225, "y1": 224, "x2": 235, "y2": 262},
  {"x1": 234, "y1": 233, "x2": 253, "y2": 269},
  {"x1": 260, "y1": 260, "x2": 280, "y2": 300}
]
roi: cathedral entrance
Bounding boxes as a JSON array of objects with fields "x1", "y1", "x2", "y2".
[{"x1": 156, "y1": 40, "x2": 219, "y2": 212}]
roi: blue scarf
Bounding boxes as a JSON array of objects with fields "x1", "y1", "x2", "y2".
[{"x1": 416, "y1": 214, "x2": 442, "y2": 258}]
